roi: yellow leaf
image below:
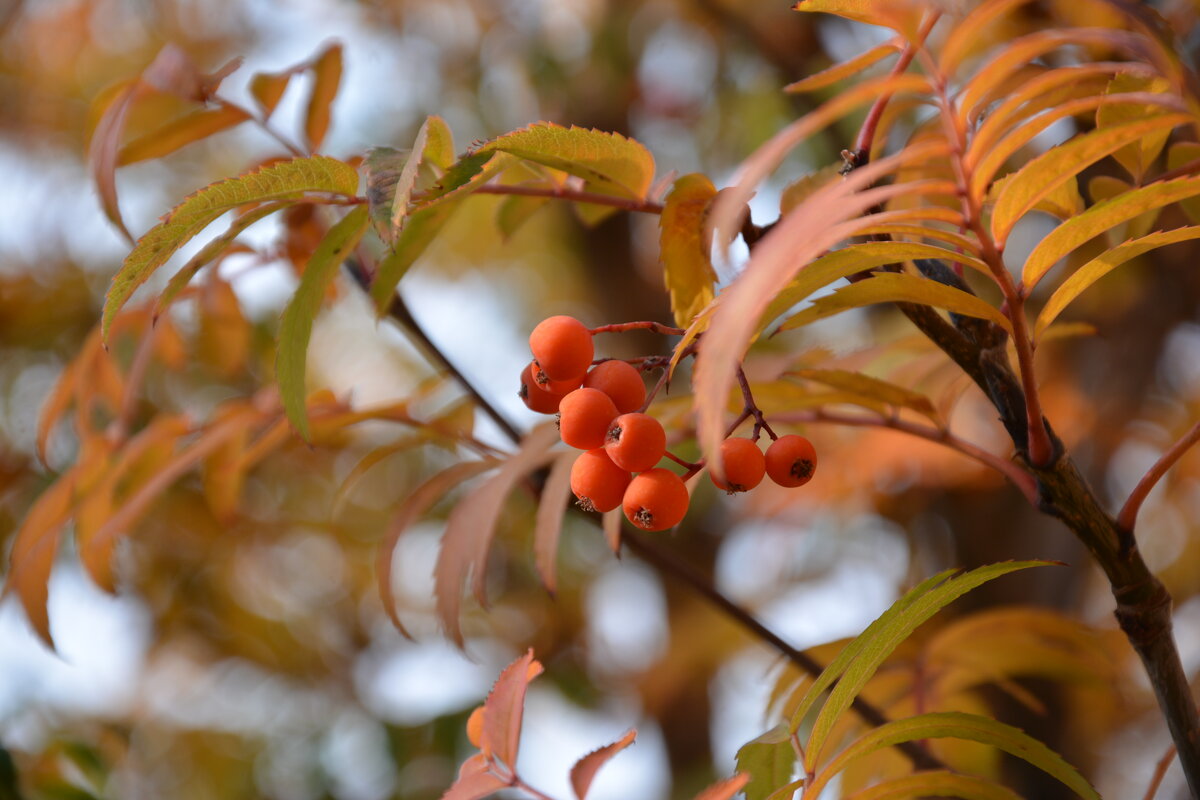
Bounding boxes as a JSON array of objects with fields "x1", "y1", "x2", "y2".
[
  {"x1": 990, "y1": 113, "x2": 1189, "y2": 245},
  {"x1": 304, "y1": 43, "x2": 342, "y2": 151},
  {"x1": 938, "y1": 0, "x2": 1033, "y2": 78},
  {"x1": 1035, "y1": 226, "x2": 1200, "y2": 338},
  {"x1": 1087, "y1": 175, "x2": 1160, "y2": 242},
  {"x1": 785, "y1": 41, "x2": 899, "y2": 94},
  {"x1": 792, "y1": 0, "x2": 923, "y2": 33},
  {"x1": 841, "y1": 769, "x2": 1023, "y2": 800},
  {"x1": 790, "y1": 368, "x2": 940, "y2": 423},
  {"x1": 660, "y1": 174, "x2": 718, "y2": 328},
  {"x1": 1023, "y1": 174, "x2": 1200, "y2": 288},
  {"x1": 777, "y1": 273, "x2": 1013, "y2": 335},
  {"x1": 1167, "y1": 142, "x2": 1200, "y2": 222},
  {"x1": 6, "y1": 471, "x2": 80, "y2": 648},
  {"x1": 250, "y1": 70, "x2": 293, "y2": 118},
  {"x1": 1096, "y1": 73, "x2": 1173, "y2": 181},
  {"x1": 987, "y1": 171, "x2": 1083, "y2": 221}
]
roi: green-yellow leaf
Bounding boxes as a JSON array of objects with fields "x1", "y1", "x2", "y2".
[
  {"x1": 104, "y1": 155, "x2": 360, "y2": 340},
  {"x1": 472, "y1": 122, "x2": 654, "y2": 199},
  {"x1": 991, "y1": 113, "x2": 1189, "y2": 244},
  {"x1": 277, "y1": 205, "x2": 369, "y2": 439},
  {"x1": 777, "y1": 273, "x2": 1013, "y2": 335},
  {"x1": 1167, "y1": 142, "x2": 1200, "y2": 222},
  {"x1": 842, "y1": 769, "x2": 1023, "y2": 800},
  {"x1": 761, "y1": 242, "x2": 990, "y2": 335},
  {"x1": 496, "y1": 193, "x2": 549, "y2": 239},
  {"x1": 779, "y1": 164, "x2": 841, "y2": 215},
  {"x1": 1086, "y1": 175, "x2": 1159, "y2": 244},
  {"x1": 1023, "y1": 174, "x2": 1200, "y2": 288},
  {"x1": 790, "y1": 368, "x2": 940, "y2": 423},
  {"x1": 785, "y1": 41, "x2": 898, "y2": 94},
  {"x1": 370, "y1": 200, "x2": 460, "y2": 312},
  {"x1": 660, "y1": 174, "x2": 718, "y2": 328},
  {"x1": 807, "y1": 712, "x2": 1099, "y2": 800},
  {"x1": 390, "y1": 117, "x2": 436, "y2": 237},
  {"x1": 117, "y1": 105, "x2": 250, "y2": 166},
  {"x1": 1097, "y1": 73, "x2": 1172, "y2": 181},
  {"x1": 1035, "y1": 226, "x2": 1200, "y2": 338},
  {"x1": 304, "y1": 43, "x2": 342, "y2": 151},
  {"x1": 803, "y1": 561, "x2": 1052, "y2": 771},
  {"x1": 735, "y1": 725, "x2": 795, "y2": 800}
]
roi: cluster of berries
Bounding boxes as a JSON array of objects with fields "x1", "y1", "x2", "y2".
[{"x1": 519, "y1": 315, "x2": 817, "y2": 532}]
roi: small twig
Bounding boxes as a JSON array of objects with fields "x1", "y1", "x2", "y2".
[
  {"x1": 213, "y1": 95, "x2": 306, "y2": 157},
  {"x1": 513, "y1": 776, "x2": 560, "y2": 800},
  {"x1": 590, "y1": 320, "x2": 686, "y2": 336},
  {"x1": 1143, "y1": 744, "x2": 1178, "y2": 800},
  {"x1": 1118, "y1": 421, "x2": 1200, "y2": 533},
  {"x1": 640, "y1": 369, "x2": 670, "y2": 411},
  {"x1": 664, "y1": 450, "x2": 702, "y2": 471}
]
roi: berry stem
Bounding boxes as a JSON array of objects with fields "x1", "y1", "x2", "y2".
[
  {"x1": 664, "y1": 450, "x2": 702, "y2": 471},
  {"x1": 737, "y1": 367, "x2": 778, "y2": 441},
  {"x1": 640, "y1": 370, "x2": 670, "y2": 411},
  {"x1": 590, "y1": 321, "x2": 686, "y2": 337}
]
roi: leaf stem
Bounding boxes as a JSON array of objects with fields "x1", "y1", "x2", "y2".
[
  {"x1": 1118, "y1": 420, "x2": 1200, "y2": 532},
  {"x1": 213, "y1": 95, "x2": 306, "y2": 158}
]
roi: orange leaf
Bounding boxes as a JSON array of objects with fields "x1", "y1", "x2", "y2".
[
  {"x1": 570, "y1": 729, "x2": 637, "y2": 800},
  {"x1": 88, "y1": 79, "x2": 140, "y2": 243},
  {"x1": 376, "y1": 460, "x2": 498, "y2": 638},
  {"x1": 435, "y1": 424, "x2": 560, "y2": 645},
  {"x1": 251, "y1": 70, "x2": 295, "y2": 118},
  {"x1": 439, "y1": 754, "x2": 507, "y2": 800},
  {"x1": 938, "y1": 0, "x2": 1035, "y2": 77},
  {"x1": 117, "y1": 105, "x2": 251, "y2": 166},
  {"x1": 603, "y1": 508, "x2": 622, "y2": 555},
  {"x1": 481, "y1": 649, "x2": 543, "y2": 771},
  {"x1": 305, "y1": 43, "x2": 343, "y2": 151},
  {"x1": 533, "y1": 450, "x2": 577, "y2": 596},
  {"x1": 36, "y1": 347, "x2": 85, "y2": 466},
  {"x1": 784, "y1": 40, "x2": 899, "y2": 94},
  {"x1": 691, "y1": 773, "x2": 750, "y2": 800}
]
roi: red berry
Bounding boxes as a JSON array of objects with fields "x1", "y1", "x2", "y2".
[
  {"x1": 558, "y1": 388, "x2": 619, "y2": 450},
  {"x1": 583, "y1": 361, "x2": 646, "y2": 414},
  {"x1": 519, "y1": 363, "x2": 569, "y2": 414},
  {"x1": 766, "y1": 435, "x2": 817, "y2": 487},
  {"x1": 604, "y1": 413, "x2": 666, "y2": 472},
  {"x1": 529, "y1": 359, "x2": 582, "y2": 394},
  {"x1": 711, "y1": 437, "x2": 766, "y2": 493},
  {"x1": 570, "y1": 449, "x2": 632, "y2": 512},
  {"x1": 530, "y1": 315, "x2": 593, "y2": 382},
  {"x1": 622, "y1": 468, "x2": 690, "y2": 532}
]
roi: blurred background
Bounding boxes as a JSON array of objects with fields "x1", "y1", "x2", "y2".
[{"x1": 4, "y1": 0, "x2": 1200, "y2": 798}]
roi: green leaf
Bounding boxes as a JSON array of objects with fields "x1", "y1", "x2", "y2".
[
  {"x1": 1022, "y1": 174, "x2": 1200, "y2": 288},
  {"x1": 104, "y1": 155, "x2": 360, "y2": 340},
  {"x1": 660, "y1": 174, "x2": 718, "y2": 328},
  {"x1": 760, "y1": 241, "x2": 990, "y2": 334},
  {"x1": 1035, "y1": 226, "x2": 1200, "y2": 338},
  {"x1": 472, "y1": 122, "x2": 654, "y2": 199},
  {"x1": 496, "y1": 193, "x2": 550, "y2": 239},
  {"x1": 777, "y1": 273, "x2": 1013, "y2": 335},
  {"x1": 789, "y1": 368, "x2": 940, "y2": 423},
  {"x1": 784, "y1": 42, "x2": 898, "y2": 94},
  {"x1": 807, "y1": 712, "x2": 1099, "y2": 800},
  {"x1": 369, "y1": 200, "x2": 461, "y2": 312},
  {"x1": 1096, "y1": 73, "x2": 1172, "y2": 181},
  {"x1": 735, "y1": 725, "x2": 796, "y2": 800},
  {"x1": 802, "y1": 561, "x2": 1053, "y2": 771},
  {"x1": 364, "y1": 146, "x2": 409, "y2": 240},
  {"x1": 842, "y1": 770, "x2": 1023, "y2": 800},
  {"x1": 990, "y1": 113, "x2": 1189, "y2": 244},
  {"x1": 276, "y1": 206, "x2": 369, "y2": 439}
]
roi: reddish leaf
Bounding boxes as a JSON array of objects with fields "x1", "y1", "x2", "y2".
[
  {"x1": 481, "y1": 649, "x2": 542, "y2": 771},
  {"x1": 439, "y1": 753, "x2": 507, "y2": 800},
  {"x1": 434, "y1": 423, "x2": 560, "y2": 646},
  {"x1": 603, "y1": 508, "x2": 622, "y2": 555},
  {"x1": 88, "y1": 79, "x2": 140, "y2": 243},
  {"x1": 376, "y1": 460, "x2": 499, "y2": 638},
  {"x1": 569, "y1": 729, "x2": 637, "y2": 800},
  {"x1": 305, "y1": 43, "x2": 343, "y2": 151},
  {"x1": 533, "y1": 450, "x2": 577, "y2": 595},
  {"x1": 691, "y1": 773, "x2": 751, "y2": 800}
]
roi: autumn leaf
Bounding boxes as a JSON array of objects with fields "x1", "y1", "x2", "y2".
[
  {"x1": 569, "y1": 729, "x2": 637, "y2": 800},
  {"x1": 735, "y1": 725, "x2": 794, "y2": 800},
  {"x1": 533, "y1": 450, "x2": 577, "y2": 596},
  {"x1": 690, "y1": 773, "x2": 750, "y2": 800},
  {"x1": 116, "y1": 105, "x2": 250, "y2": 166},
  {"x1": 481, "y1": 649, "x2": 543, "y2": 771},
  {"x1": 659, "y1": 174, "x2": 718, "y2": 328},
  {"x1": 304, "y1": 43, "x2": 342, "y2": 151},
  {"x1": 785, "y1": 41, "x2": 898, "y2": 94}
]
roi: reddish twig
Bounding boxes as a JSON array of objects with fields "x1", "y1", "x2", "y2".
[
  {"x1": 1118, "y1": 421, "x2": 1200, "y2": 532},
  {"x1": 1143, "y1": 744, "x2": 1178, "y2": 800},
  {"x1": 590, "y1": 320, "x2": 686, "y2": 336},
  {"x1": 736, "y1": 367, "x2": 778, "y2": 441}
]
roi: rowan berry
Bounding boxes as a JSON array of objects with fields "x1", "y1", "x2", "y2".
[
  {"x1": 583, "y1": 360, "x2": 646, "y2": 414},
  {"x1": 530, "y1": 315, "x2": 593, "y2": 382},
  {"x1": 623, "y1": 468, "x2": 690, "y2": 532},
  {"x1": 604, "y1": 413, "x2": 666, "y2": 472},
  {"x1": 711, "y1": 437, "x2": 766, "y2": 493},
  {"x1": 519, "y1": 363, "x2": 569, "y2": 414},
  {"x1": 529, "y1": 359, "x2": 582, "y2": 394},
  {"x1": 466, "y1": 706, "x2": 485, "y2": 748},
  {"x1": 558, "y1": 388, "x2": 619, "y2": 450},
  {"x1": 766, "y1": 434, "x2": 817, "y2": 487},
  {"x1": 570, "y1": 449, "x2": 632, "y2": 513}
]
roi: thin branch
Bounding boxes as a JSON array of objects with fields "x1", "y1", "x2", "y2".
[
  {"x1": 1143, "y1": 744, "x2": 1178, "y2": 800},
  {"x1": 1118, "y1": 421, "x2": 1200, "y2": 532},
  {"x1": 591, "y1": 320, "x2": 685, "y2": 336},
  {"x1": 736, "y1": 367, "x2": 778, "y2": 441}
]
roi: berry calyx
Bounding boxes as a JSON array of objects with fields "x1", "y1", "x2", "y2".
[
  {"x1": 519, "y1": 363, "x2": 570, "y2": 414},
  {"x1": 604, "y1": 413, "x2": 666, "y2": 472},
  {"x1": 529, "y1": 359, "x2": 582, "y2": 394},
  {"x1": 583, "y1": 360, "x2": 646, "y2": 414},
  {"x1": 570, "y1": 449, "x2": 632, "y2": 513},
  {"x1": 622, "y1": 468, "x2": 690, "y2": 532},
  {"x1": 557, "y1": 388, "x2": 619, "y2": 450},
  {"x1": 530, "y1": 315, "x2": 594, "y2": 382},
  {"x1": 466, "y1": 706, "x2": 485, "y2": 748},
  {"x1": 766, "y1": 434, "x2": 817, "y2": 487},
  {"x1": 711, "y1": 437, "x2": 766, "y2": 493}
]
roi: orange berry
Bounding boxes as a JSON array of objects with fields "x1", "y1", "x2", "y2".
[
  {"x1": 711, "y1": 437, "x2": 766, "y2": 493},
  {"x1": 467, "y1": 706, "x2": 486, "y2": 747},
  {"x1": 622, "y1": 468, "x2": 689, "y2": 532},
  {"x1": 530, "y1": 315, "x2": 594, "y2": 382},
  {"x1": 604, "y1": 413, "x2": 666, "y2": 472},
  {"x1": 570, "y1": 449, "x2": 632, "y2": 512},
  {"x1": 558, "y1": 388, "x2": 619, "y2": 450},
  {"x1": 519, "y1": 363, "x2": 569, "y2": 414},
  {"x1": 583, "y1": 361, "x2": 646, "y2": 414},
  {"x1": 530, "y1": 359, "x2": 583, "y2": 394},
  {"x1": 766, "y1": 435, "x2": 817, "y2": 487}
]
